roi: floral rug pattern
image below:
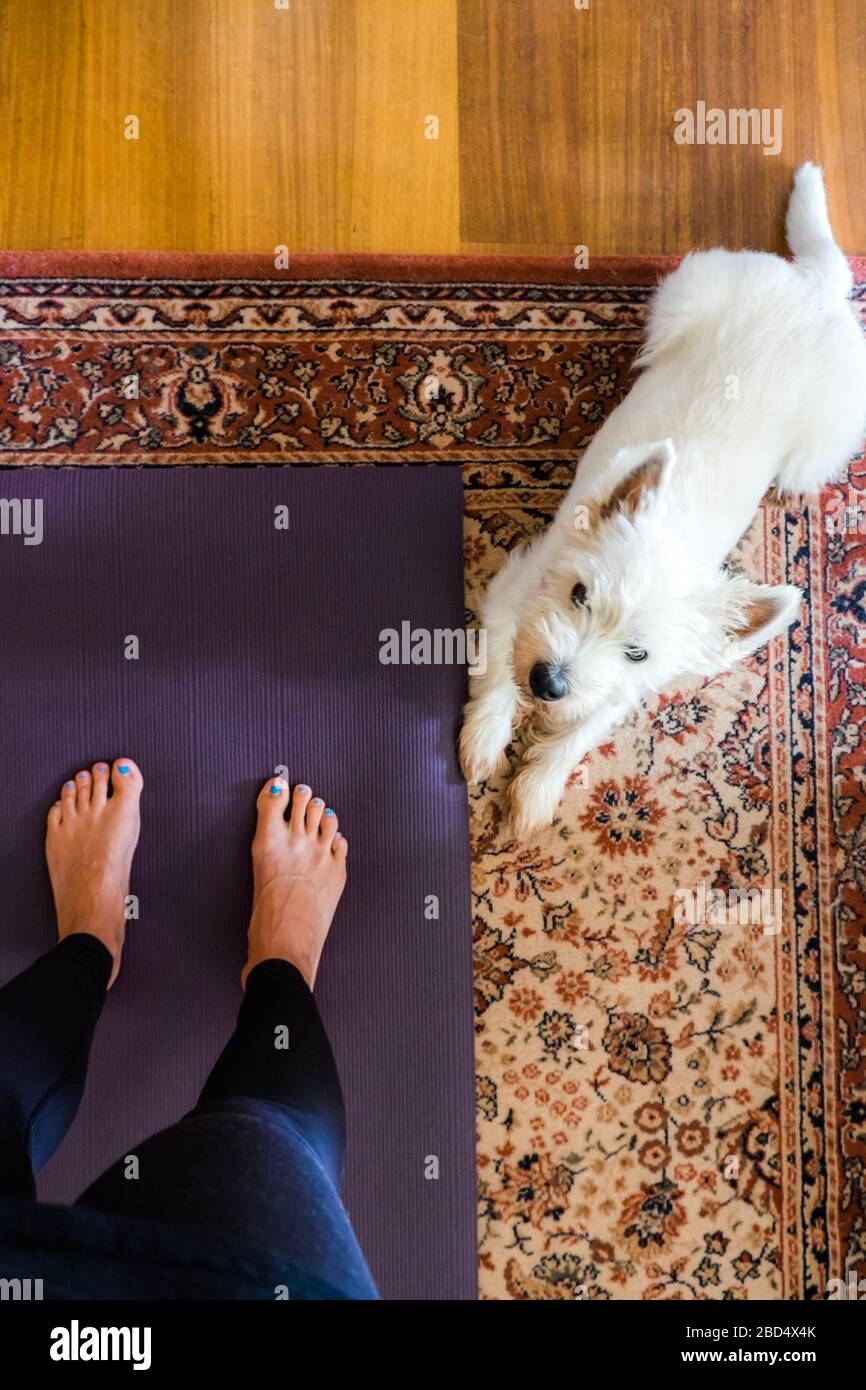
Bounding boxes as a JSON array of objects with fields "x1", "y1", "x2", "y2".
[
  {"x1": 463, "y1": 442, "x2": 865, "y2": 1301},
  {"x1": 0, "y1": 260, "x2": 863, "y2": 1299}
]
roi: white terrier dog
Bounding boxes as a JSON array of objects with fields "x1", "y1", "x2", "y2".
[{"x1": 460, "y1": 164, "x2": 866, "y2": 837}]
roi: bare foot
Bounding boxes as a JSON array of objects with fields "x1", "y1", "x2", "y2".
[
  {"x1": 243, "y1": 780, "x2": 348, "y2": 991},
  {"x1": 45, "y1": 759, "x2": 143, "y2": 988}
]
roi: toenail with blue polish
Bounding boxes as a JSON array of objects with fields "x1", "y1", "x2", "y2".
[
  {"x1": 96, "y1": 763, "x2": 107, "y2": 771},
  {"x1": 78, "y1": 772, "x2": 88, "y2": 780},
  {"x1": 65, "y1": 781, "x2": 74, "y2": 790},
  {"x1": 297, "y1": 785, "x2": 308, "y2": 794},
  {"x1": 269, "y1": 784, "x2": 281, "y2": 794},
  {"x1": 313, "y1": 798, "x2": 323, "y2": 806},
  {"x1": 118, "y1": 764, "x2": 129, "y2": 775},
  {"x1": 325, "y1": 808, "x2": 335, "y2": 816}
]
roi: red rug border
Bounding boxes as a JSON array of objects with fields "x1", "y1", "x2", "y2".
[
  {"x1": 0, "y1": 251, "x2": 676, "y2": 283},
  {"x1": 2, "y1": 249, "x2": 863, "y2": 285}
]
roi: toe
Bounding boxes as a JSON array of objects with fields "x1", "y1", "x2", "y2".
[
  {"x1": 91, "y1": 762, "x2": 110, "y2": 808},
  {"x1": 305, "y1": 796, "x2": 325, "y2": 834},
  {"x1": 111, "y1": 758, "x2": 142, "y2": 796},
  {"x1": 289, "y1": 783, "x2": 312, "y2": 831},
  {"x1": 75, "y1": 769, "x2": 92, "y2": 809},
  {"x1": 319, "y1": 806, "x2": 339, "y2": 847},
  {"x1": 257, "y1": 776, "x2": 289, "y2": 820},
  {"x1": 332, "y1": 831, "x2": 348, "y2": 863},
  {"x1": 47, "y1": 800, "x2": 62, "y2": 831},
  {"x1": 60, "y1": 778, "x2": 77, "y2": 814}
]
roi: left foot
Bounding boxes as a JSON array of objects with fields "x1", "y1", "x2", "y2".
[{"x1": 45, "y1": 759, "x2": 143, "y2": 987}]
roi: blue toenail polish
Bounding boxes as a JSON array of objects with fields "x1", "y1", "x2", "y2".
[
  {"x1": 325, "y1": 808, "x2": 335, "y2": 816},
  {"x1": 313, "y1": 798, "x2": 323, "y2": 806},
  {"x1": 118, "y1": 764, "x2": 129, "y2": 775},
  {"x1": 96, "y1": 763, "x2": 107, "y2": 771},
  {"x1": 298, "y1": 785, "x2": 308, "y2": 794},
  {"x1": 65, "y1": 781, "x2": 74, "y2": 790},
  {"x1": 269, "y1": 784, "x2": 281, "y2": 794},
  {"x1": 78, "y1": 772, "x2": 88, "y2": 780}
]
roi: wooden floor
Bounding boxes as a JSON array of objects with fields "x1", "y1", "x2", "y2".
[{"x1": 0, "y1": 0, "x2": 864, "y2": 256}]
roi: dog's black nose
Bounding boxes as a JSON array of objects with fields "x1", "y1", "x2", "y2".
[{"x1": 529, "y1": 662, "x2": 568, "y2": 701}]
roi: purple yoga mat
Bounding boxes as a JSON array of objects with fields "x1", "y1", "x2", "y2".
[{"x1": 0, "y1": 466, "x2": 475, "y2": 1301}]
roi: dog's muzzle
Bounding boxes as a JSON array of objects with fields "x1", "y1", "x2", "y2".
[{"x1": 529, "y1": 662, "x2": 568, "y2": 702}]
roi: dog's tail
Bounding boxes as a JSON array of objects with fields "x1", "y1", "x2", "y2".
[{"x1": 786, "y1": 162, "x2": 853, "y2": 297}]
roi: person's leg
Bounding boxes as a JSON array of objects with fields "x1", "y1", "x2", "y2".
[
  {"x1": 77, "y1": 780, "x2": 378, "y2": 1298},
  {"x1": 197, "y1": 955, "x2": 346, "y2": 1183},
  {"x1": 203, "y1": 778, "x2": 349, "y2": 1181},
  {"x1": 0, "y1": 759, "x2": 142, "y2": 1198}
]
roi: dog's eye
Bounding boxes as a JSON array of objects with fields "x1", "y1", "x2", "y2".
[
  {"x1": 625, "y1": 646, "x2": 648, "y2": 663},
  {"x1": 571, "y1": 582, "x2": 589, "y2": 608}
]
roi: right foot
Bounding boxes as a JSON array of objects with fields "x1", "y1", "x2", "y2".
[
  {"x1": 243, "y1": 780, "x2": 348, "y2": 991},
  {"x1": 45, "y1": 759, "x2": 143, "y2": 988}
]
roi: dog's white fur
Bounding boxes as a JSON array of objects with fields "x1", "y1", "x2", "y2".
[{"x1": 460, "y1": 164, "x2": 866, "y2": 837}]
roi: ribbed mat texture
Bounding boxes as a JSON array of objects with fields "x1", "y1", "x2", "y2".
[{"x1": 0, "y1": 466, "x2": 475, "y2": 1300}]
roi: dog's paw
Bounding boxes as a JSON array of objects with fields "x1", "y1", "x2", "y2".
[
  {"x1": 459, "y1": 705, "x2": 512, "y2": 784},
  {"x1": 507, "y1": 762, "x2": 564, "y2": 840}
]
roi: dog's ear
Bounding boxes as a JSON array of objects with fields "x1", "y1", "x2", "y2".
[
  {"x1": 600, "y1": 439, "x2": 676, "y2": 521},
  {"x1": 720, "y1": 579, "x2": 802, "y2": 660}
]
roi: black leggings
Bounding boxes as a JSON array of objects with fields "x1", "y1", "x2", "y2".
[{"x1": 0, "y1": 934, "x2": 377, "y2": 1298}]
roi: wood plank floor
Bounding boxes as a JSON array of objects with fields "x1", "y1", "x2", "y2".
[{"x1": 0, "y1": 0, "x2": 863, "y2": 256}]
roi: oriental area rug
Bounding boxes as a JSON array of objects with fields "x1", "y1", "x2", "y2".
[{"x1": 0, "y1": 250, "x2": 863, "y2": 1300}]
